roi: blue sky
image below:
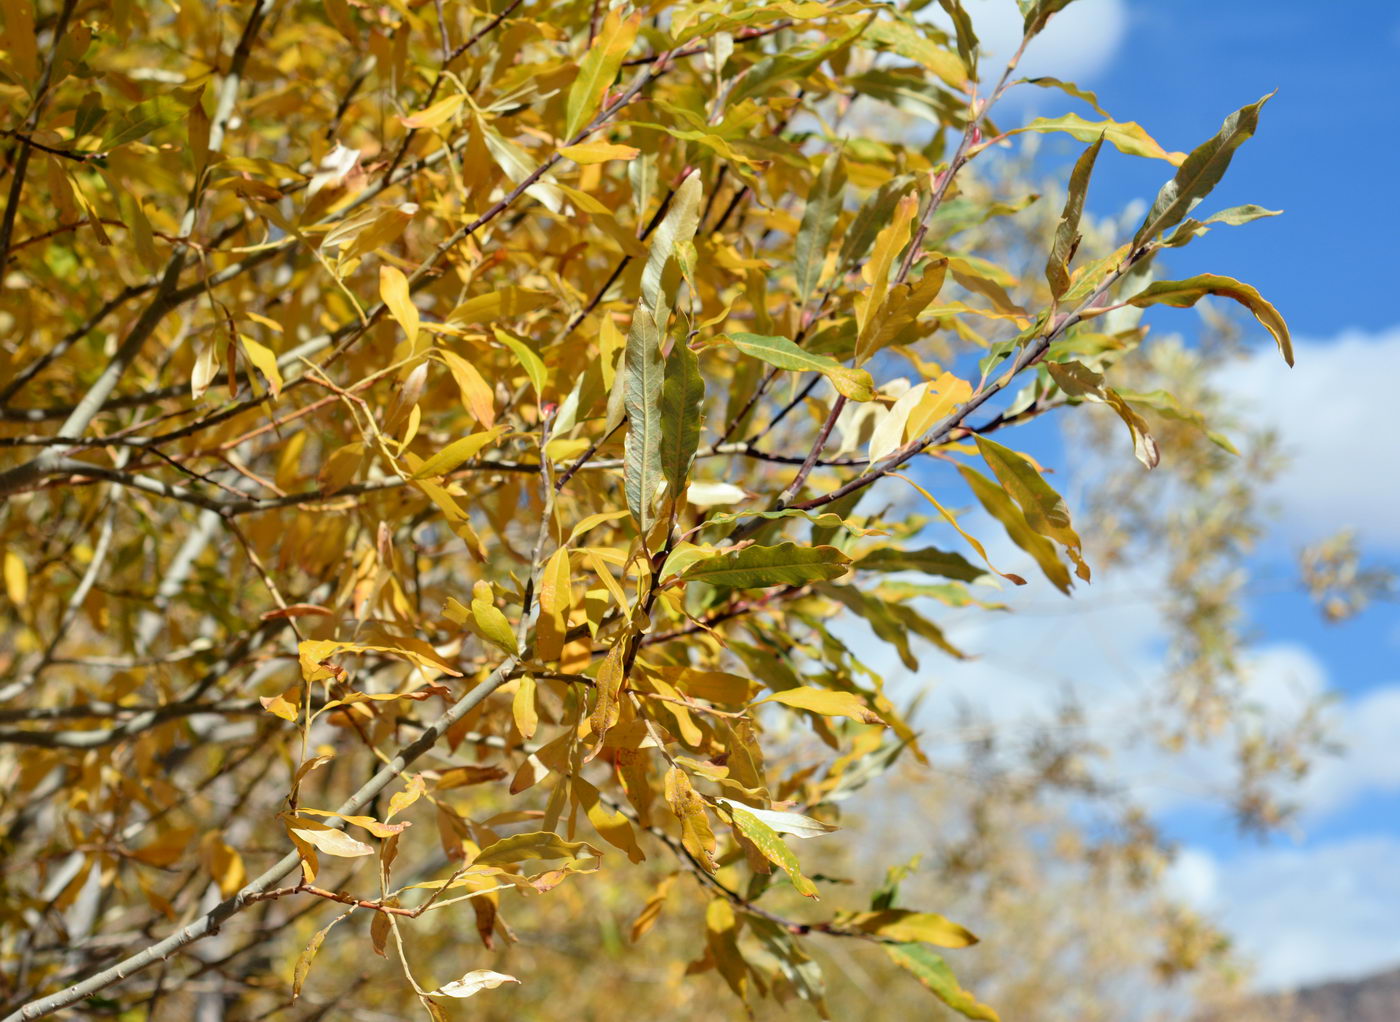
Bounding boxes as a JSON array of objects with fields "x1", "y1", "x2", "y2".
[{"x1": 894, "y1": 0, "x2": 1400, "y2": 992}]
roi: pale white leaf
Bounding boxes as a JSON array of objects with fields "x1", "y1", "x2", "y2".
[
  {"x1": 428, "y1": 970, "x2": 521, "y2": 998},
  {"x1": 716, "y1": 798, "x2": 839, "y2": 839},
  {"x1": 686, "y1": 481, "x2": 749, "y2": 507}
]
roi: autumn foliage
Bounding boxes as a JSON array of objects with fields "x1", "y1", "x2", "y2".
[{"x1": 0, "y1": 0, "x2": 1295, "y2": 1018}]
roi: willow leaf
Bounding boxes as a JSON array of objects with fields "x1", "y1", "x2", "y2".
[
  {"x1": 729, "y1": 805, "x2": 819, "y2": 898},
  {"x1": 659, "y1": 342, "x2": 704, "y2": 505},
  {"x1": 641, "y1": 172, "x2": 703, "y2": 323},
  {"x1": 1127, "y1": 273, "x2": 1293, "y2": 366},
  {"x1": 1046, "y1": 136, "x2": 1102, "y2": 299},
  {"x1": 959, "y1": 465, "x2": 1071, "y2": 594},
  {"x1": 793, "y1": 151, "x2": 847, "y2": 309},
  {"x1": 855, "y1": 546, "x2": 984, "y2": 582},
  {"x1": 680, "y1": 542, "x2": 851, "y2": 589},
  {"x1": 1013, "y1": 113, "x2": 1181, "y2": 163},
  {"x1": 722, "y1": 332, "x2": 874, "y2": 401},
  {"x1": 885, "y1": 943, "x2": 1000, "y2": 1021},
  {"x1": 564, "y1": 10, "x2": 641, "y2": 138},
  {"x1": 623, "y1": 308, "x2": 664, "y2": 533},
  {"x1": 1133, "y1": 92, "x2": 1273, "y2": 247}
]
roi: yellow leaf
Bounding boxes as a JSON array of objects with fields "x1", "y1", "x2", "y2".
[
  {"x1": 512, "y1": 674, "x2": 538, "y2": 740},
  {"x1": 239, "y1": 334, "x2": 283, "y2": 397},
  {"x1": 855, "y1": 193, "x2": 917, "y2": 363},
  {"x1": 757, "y1": 687, "x2": 885, "y2": 725},
  {"x1": 410, "y1": 426, "x2": 507, "y2": 478},
  {"x1": 438, "y1": 350, "x2": 496, "y2": 427},
  {"x1": 535, "y1": 547, "x2": 571, "y2": 662},
  {"x1": 906, "y1": 371, "x2": 972, "y2": 441},
  {"x1": 199, "y1": 832, "x2": 247, "y2": 898},
  {"x1": 3, "y1": 551, "x2": 27, "y2": 605},
  {"x1": 842, "y1": 909, "x2": 979, "y2": 948},
  {"x1": 650, "y1": 666, "x2": 755, "y2": 705},
  {"x1": 296, "y1": 808, "x2": 411, "y2": 837},
  {"x1": 470, "y1": 579, "x2": 518, "y2": 655},
  {"x1": 630, "y1": 874, "x2": 677, "y2": 942},
  {"x1": 575, "y1": 776, "x2": 645, "y2": 863},
  {"x1": 379, "y1": 265, "x2": 419, "y2": 341},
  {"x1": 259, "y1": 692, "x2": 299, "y2": 721},
  {"x1": 401, "y1": 93, "x2": 466, "y2": 130},
  {"x1": 563, "y1": 9, "x2": 641, "y2": 137},
  {"x1": 317, "y1": 441, "x2": 364, "y2": 495},
  {"x1": 386, "y1": 774, "x2": 425, "y2": 820},
  {"x1": 447, "y1": 287, "x2": 554, "y2": 326},
  {"x1": 559, "y1": 141, "x2": 641, "y2": 164},
  {"x1": 590, "y1": 640, "x2": 626, "y2": 738},
  {"x1": 664, "y1": 767, "x2": 718, "y2": 872}
]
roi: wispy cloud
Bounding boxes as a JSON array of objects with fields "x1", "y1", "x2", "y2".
[
  {"x1": 938, "y1": 0, "x2": 1129, "y2": 83},
  {"x1": 1215, "y1": 325, "x2": 1400, "y2": 551},
  {"x1": 1167, "y1": 835, "x2": 1400, "y2": 989}
]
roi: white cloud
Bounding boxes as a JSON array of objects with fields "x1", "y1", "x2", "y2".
[
  {"x1": 866, "y1": 530, "x2": 1400, "y2": 993},
  {"x1": 956, "y1": 0, "x2": 1128, "y2": 83},
  {"x1": 1166, "y1": 836, "x2": 1400, "y2": 990},
  {"x1": 1215, "y1": 326, "x2": 1400, "y2": 551},
  {"x1": 1299, "y1": 679, "x2": 1400, "y2": 820}
]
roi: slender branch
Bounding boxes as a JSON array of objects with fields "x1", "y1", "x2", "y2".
[
  {"x1": 4, "y1": 657, "x2": 519, "y2": 1022},
  {"x1": 379, "y1": 0, "x2": 527, "y2": 182},
  {"x1": 0, "y1": 0, "x2": 79, "y2": 289}
]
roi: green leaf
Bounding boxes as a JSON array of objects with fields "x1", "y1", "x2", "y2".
[
  {"x1": 101, "y1": 94, "x2": 184, "y2": 150},
  {"x1": 1118, "y1": 387, "x2": 1240, "y2": 455},
  {"x1": 729, "y1": 804, "x2": 820, "y2": 897},
  {"x1": 958, "y1": 465, "x2": 1072, "y2": 594},
  {"x1": 478, "y1": 117, "x2": 566, "y2": 214},
  {"x1": 659, "y1": 342, "x2": 704, "y2": 505},
  {"x1": 623, "y1": 307, "x2": 664, "y2": 534},
  {"x1": 680, "y1": 542, "x2": 851, "y2": 589},
  {"x1": 885, "y1": 943, "x2": 1000, "y2": 1021},
  {"x1": 727, "y1": 17, "x2": 871, "y2": 107},
  {"x1": 793, "y1": 151, "x2": 847, "y2": 310},
  {"x1": 757, "y1": 686, "x2": 884, "y2": 724},
  {"x1": 564, "y1": 10, "x2": 640, "y2": 138},
  {"x1": 1013, "y1": 112, "x2": 1181, "y2": 163},
  {"x1": 974, "y1": 435, "x2": 1087, "y2": 580},
  {"x1": 472, "y1": 831, "x2": 601, "y2": 867},
  {"x1": 1022, "y1": 0, "x2": 1078, "y2": 35},
  {"x1": 494, "y1": 329, "x2": 548, "y2": 398},
  {"x1": 843, "y1": 909, "x2": 978, "y2": 948},
  {"x1": 1046, "y1": 136, "x2": 1102, "y2": 300},
  {"x1": 1127, "y1": 273, "x2": 1293, "y2": 366},
  {"x1": 721, "y1": 332, "x2": 874, "y2": 402},
  {"x1": 1133, "y1": 92, "x2": 1273, "y2": 247},
  {"x1": 837, "y1": 174, "x2": 916, "y2": 274},
  {"x1": 855, "y1": 546, "x2": 984, "y2": 582},
  {"x1": 937, "y1": 0, "x2": 978, "y2": 72},
  {"x1": 821, "y1": 583, "x2": 922, "y2": 671},
  {"x1": 1205, "y1": 203, "x2": 1283, "y2": 226},
  {"x1": 702, "y1": 508, "x2": 888, "y2": 537},
  {"x1": 1163, "y1": 204, "x2": 1283, "y2": 248}
]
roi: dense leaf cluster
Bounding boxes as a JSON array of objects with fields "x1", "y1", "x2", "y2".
[{"x1": 0, "y1": 0, "x2": 1291, "y2": 1018}]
